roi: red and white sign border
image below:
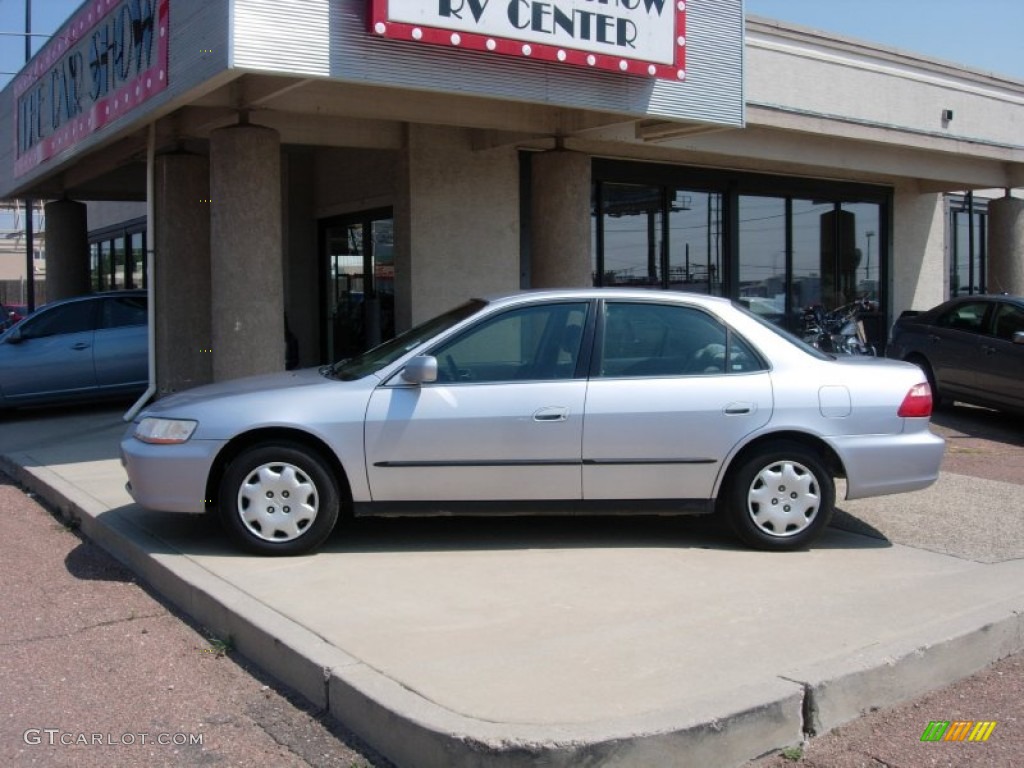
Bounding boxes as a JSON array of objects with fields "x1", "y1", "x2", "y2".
[
  {"x1": 14, "y1": 0, "x2": 171, "y2": 178},
  {"x1": 369, "y1": 0, "x2": 687, "y2": 81}
]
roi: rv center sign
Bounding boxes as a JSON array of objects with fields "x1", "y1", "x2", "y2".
[{"x1": 370, "y1": 0, "x2": 687, "y2": 79}]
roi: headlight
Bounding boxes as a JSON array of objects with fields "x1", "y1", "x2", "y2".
[{"x1": 135, "y1": 417, "x2": 198, "y2": 444}]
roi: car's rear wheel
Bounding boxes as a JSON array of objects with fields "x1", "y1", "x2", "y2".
[
  {"x1": 219, "y1": 442, "x2": 339, "y2": 556},
  {"x1": 724, "y1": 442, "x2": 835, "y2": 551}
]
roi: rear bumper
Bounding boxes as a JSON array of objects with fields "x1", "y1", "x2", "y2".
[{"x1": 829, "y1": 428, "x2": 945, "y2": 500}]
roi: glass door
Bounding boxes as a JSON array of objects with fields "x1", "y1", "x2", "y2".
[{"x1": 322, "y1": 209, "x2": 394, "y2": 362}]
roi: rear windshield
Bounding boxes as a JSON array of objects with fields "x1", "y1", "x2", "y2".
[{"x1": 730, "y1": 300, "x2": 832, "y2": 361}]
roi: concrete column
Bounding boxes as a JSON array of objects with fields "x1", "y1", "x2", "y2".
[
  {"x1": 892, "y1": 188, "x2": 945, "y2": 315},
  {"x1": 987, "y1": 193, "x2": 1024, "y2": 295},
  {"x1": 402, "y1": 124, "x2": 519, "y2": 324},
  {"x1": 209, "y1": 123, "x2": 284, "y2": 381},
  {"x1": 44, "y1": 199, "x2": 90, "y2": 300},
  {"x1": 154, "y1": 151, "x2": 212, "y2": 395},
  {"x1": 530, "y1": 150, "x2": 592, "y2": 288}
]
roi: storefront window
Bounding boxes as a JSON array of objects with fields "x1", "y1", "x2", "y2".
[
  {"x1": 667, "y1": 190, "x2": 724, "y2": 295},
  {"x1": 950, "y1": 196, "x2": 987, "y2": 296},
  {"x1": 322, "y1": 209, "x2": 395, "y2": 362},
  {"x1": 592, "y1": 162, "x2": 889, "y2": 343},
  {"x1": 594, "y1": 183, "x2": 664, "y2": 287},
  {"x1": 592, "y1": 183, "x2": 723, "y2": 294},
  {"x1": 738, "y1": 196, "x2": 788, "y2": 325},
  {"x1": 112, "y1": 236, "x2": 125, "y2": 290},
  {"x1": 129, "y1": 232, "x2": 146, "y2": 289}
]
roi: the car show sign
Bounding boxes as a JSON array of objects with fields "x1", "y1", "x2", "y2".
[
  {"x1": 14, "y1": 0, "x2": 170, "y2": 177},
  {"x1": 369, "y1": 0, "x2": 687, "y2": 80}
]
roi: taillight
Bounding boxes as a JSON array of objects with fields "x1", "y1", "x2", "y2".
[{"x1": 898, "y1": 382, "x2": 933, "y2": 418}]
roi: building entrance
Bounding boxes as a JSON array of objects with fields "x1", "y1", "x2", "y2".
[{"x1": 322, "y1": 209, "x2": 395, "y2": 362}]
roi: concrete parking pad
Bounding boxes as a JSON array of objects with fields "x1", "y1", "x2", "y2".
[{"x1": 2, "y1": 406, "x2": 1023, "y2": 767}]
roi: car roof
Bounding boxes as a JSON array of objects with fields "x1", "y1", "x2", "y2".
[
  {"x1": 38, "y1": 290, "x2": 147, "y2": 307},
  {"x1": 478, "y1": 288, "x2": 735, "y2": 308}
]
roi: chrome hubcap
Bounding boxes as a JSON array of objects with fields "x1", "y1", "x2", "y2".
[
  {"x1": 236, "y1": 462, "x2": 318, "y2": 542},
  {"x1": 746, "y1": 459, "x2": 820, "y2": 538}
]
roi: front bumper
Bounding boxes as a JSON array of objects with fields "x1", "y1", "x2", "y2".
[{"x1": 120, "y1": 429, "x2": 227, "y2": 513}]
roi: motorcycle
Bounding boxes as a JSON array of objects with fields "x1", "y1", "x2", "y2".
[{"x1": 801, "y1": 297, "x2": 877, "y2": 355}]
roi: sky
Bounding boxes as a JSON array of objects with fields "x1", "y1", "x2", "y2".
[
  {"x1": 1, "y1": 0, "x2": 1023, "y2": 89},
  {"x1": 745, "y1": 0, "x2": 1024, "y2": 80}
]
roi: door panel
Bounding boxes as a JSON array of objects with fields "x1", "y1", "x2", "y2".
[
  {"x1": 929, "y1": 301, "x2": 989, "y2": 397},
  {"x1": 975, "y1": 302, "x2": 1024, "y2": 408},
  {"x1": 93, "y1": 325, "x2": 148, "y2": 391},
  {"x1": 583, "y1": 374, "x2": 772, "y2": 499},
  {"x1": 1, "y1": 301, "x2": 98, "y2": 401},
  {"x1": 583, "y1": 301, "x2": 772, "y2": 500},
  {"x1": 365, "y1": 300, "x2": 591, "y2": 503},
  {"x1": 365, "y1": 381, "x2": 587, "y2": 501}
]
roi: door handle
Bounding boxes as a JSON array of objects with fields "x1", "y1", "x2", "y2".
[
  {"x1": 724, "y1": 402, "x2": 754, "y2": 415},
  {"x1": 71, "y1": 342, "x2": 91, "y2": 350},
  {"x1": 533, "y1": 406, "x2": 569, "y2": 422}
]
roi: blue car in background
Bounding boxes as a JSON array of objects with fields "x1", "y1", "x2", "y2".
[{"x1": 0, "y1": 291, "x2": 148, "y2": 412}]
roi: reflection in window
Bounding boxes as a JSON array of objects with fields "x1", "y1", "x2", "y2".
[
  {"x1": 433, "y1": 302, "x2": 589, "y2": 383},
  {"x1": 667, "y1": 190, "x2": 723, "y2": 295},
  {"x1": 592, "y1": 183, "x2": 723, "y2": 294},
  {"x1": 21, "y1": 302, "x2": 95, "y2": 339},
  {"x1": 595, "y1": 184, "x2": 664, "y2": 287},
  {"x1": 949, "y1": 195, "x2": 987, "y2": 296},
  {"x1": 738, "y1": 196, "x2": 788, "y2": 326},
  {"x1": 597, "y1": 302, "x2": 763, "y2": 377}
]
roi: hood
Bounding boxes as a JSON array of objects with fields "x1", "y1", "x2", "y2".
[{"x1": 139, "y1": 367, "x2": 372, "y2": 416}]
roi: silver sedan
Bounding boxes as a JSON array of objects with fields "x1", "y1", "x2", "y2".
[{"x1": 121, "y1": 289, "x2": 944, "y2": 555}]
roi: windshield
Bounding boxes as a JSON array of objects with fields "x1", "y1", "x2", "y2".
[
  {"x1": 730, "y1": 300, "x2": 832, "y2": 361},
  {"x1": 327, "y1": 299, "x2": 487, "y2": 380}
]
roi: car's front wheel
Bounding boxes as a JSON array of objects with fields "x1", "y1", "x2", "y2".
[
  {"x1": 218, "y1": 442, "x2": 339, "y2": 555},
  {"x1": 724, "y1": 442, "x2": 835, "y2": 551}
]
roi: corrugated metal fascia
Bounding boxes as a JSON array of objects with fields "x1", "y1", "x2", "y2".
[{"x1": 231, "y1": 0, "x2": 330, "y2": 77}]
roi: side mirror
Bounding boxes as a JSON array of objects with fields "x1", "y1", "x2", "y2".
[
  {"x1": 400, "y1": 355, "x2": 438, "y2": 384},
  {"x1": 1012, "y1": 331, "x2": 1024, "y2": 345},
  {"x1": 4, "y1": 327, "x2": 24, "y2": 344}
]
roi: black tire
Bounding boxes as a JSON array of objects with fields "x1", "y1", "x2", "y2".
[
  {"x1": 724, "y1": 442, "x2": 835, "y2": 551},
  {"x1": 218, "y1": 442, "x2": 340, "y2": 556}
]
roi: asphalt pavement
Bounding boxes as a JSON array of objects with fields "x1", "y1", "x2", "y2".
[{"x1": 0, "y1": 400, "x2": 1022, "y2": 767}]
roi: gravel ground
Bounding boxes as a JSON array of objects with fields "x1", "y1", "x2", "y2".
[
  {"x1": 0, "y1": 476, "x2": 389, "y2": 768},
  {"x1": 750, "y1": 402, "x2": 1024, "y2": 768}
]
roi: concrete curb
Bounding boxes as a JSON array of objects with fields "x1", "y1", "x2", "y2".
[
  {"x1": 4, "y1": 450, "x2": 1023, "y2": 767},
  {"x1": 785, "y1": 598, "x2": 1024, "y2": 736}
]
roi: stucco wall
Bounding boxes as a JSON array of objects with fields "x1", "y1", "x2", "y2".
[
  {"x1": 403, "y1": 125, "x2": 520, "y2": 324},
  {"x1": 746, "y1": 20, "x2": 1024, "y2": 153}
]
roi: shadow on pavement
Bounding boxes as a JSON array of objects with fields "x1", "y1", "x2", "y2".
[
  {"x1": 101, "y1": 504, "x2": 892, "y2": 559},
  {"x1": 931, "y1": 402, "x2": 1024, "y2": 446}
]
